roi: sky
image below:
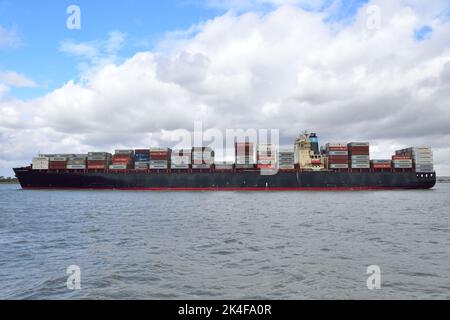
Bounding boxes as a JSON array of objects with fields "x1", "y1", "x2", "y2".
[{"x1": 1, "y1": 0, "x2": 450, "y2": 177}]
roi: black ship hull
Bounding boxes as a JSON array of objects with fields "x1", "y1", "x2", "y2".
[{"x1": 13, "y1": 168, "x2": 436, "y2": 190}]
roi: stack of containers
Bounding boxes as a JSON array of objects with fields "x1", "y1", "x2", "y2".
[
  {"x1": 110, "y1": 150, "x2": 134, "y2": 170},
  {"x1": 348, "y1": 143, "x2": 370, "y2": 169},
  {"x1": 134, "y1": 149, "x2": 150, "y2": 170},
  {"x1": 257, "y1": 144, "x2": 276, "y2": 169},
  {"x1": 396, "y1": 148, "x2": 433, "y2": 172},
  {"x1": 235, "y1": 142, "x2": 255, "y2": 169},
  {"x1": 49, "y1": 155, "x2": 69, "y2": 170},
  {"x1": 278, "y1": 150, "x2": 295, "y2": 170},
  {"x1": 371, "y1": 160, "x2": 392, "y2": 170},
  {"x1": 32, "y1": 157, "x2": 50, "y2": 170},
  {"x1": 171, "y1": 149, "x2": 191, "y2": 169},
  {"x1": 392, "y1": 155, "x2": 413, "y2": 170},
  {"x1": 67, "y1": 155, "x2": 87, "y2": 170},
  {"x1": 325, "y1": 143, "x2": 349, "y2": 169},
  {"x1": 192, "y1": 147, "x2": 214, "y2": 169},
  {"x1": 87, "y1": 152, "x2": 111, "y2": 170},
  {"x1": 214, "y1": 161, "x2": 234, "y2": 170},
  {"x1": 149, "y1": 148, "x2": 171, "y2": 169}
]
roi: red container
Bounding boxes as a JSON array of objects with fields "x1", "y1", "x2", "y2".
[
  {"x1": 112, "y1": 161, "x2": 132, "y2": 165},
  {"x1": 349, "y1": 150, "x2": 369, "y2": 156},
  {"x1": 392, "y1": 155, "x2": 411, "y2": 160},
  {"x1": 373, "y1": 164, "x2": 392, "y2": 169},
  {"x1": 328, "y1": 147, "x2": 348, "y2": 151},
  {"x1": 113, "y1": 155, "x2": 132, "y2": 160},
  {"x1": 49, "y1": 161, "x2": 67, "y2": 170},
  {"x1": 88, "y1": 164, "x2": 107, "y2": 169},
  {"x1": 328, "y1": 156, "x2": 348, "y2": 164},
  {"x1": 257, "y1": 164, "x2": 276, "y2": 169},
  {"x1": 150, "y1": 153, "x2": 170, "y2": 160},
  {"x1": 348, "y1": 147, "x2": 369, "y2": 153},
  {"x1": 88, "y1": 160, "x2": 107, "y2": 165}
]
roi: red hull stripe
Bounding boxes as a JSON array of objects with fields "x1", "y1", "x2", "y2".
[{"x1": 21, "y1": 186, "x2": 417, "y2": 191}]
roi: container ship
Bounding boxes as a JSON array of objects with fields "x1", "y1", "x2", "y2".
[{"x1": 13, "y1": 132, "x2": 436, "y2": 191}]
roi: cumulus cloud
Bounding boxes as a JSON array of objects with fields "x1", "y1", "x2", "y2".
[
  {"x1": 59, "y1": 31, "x2": 127, "y2": 78},
  {"x1": 1, "y1": 0, "x2": 450, "y2": 176}
]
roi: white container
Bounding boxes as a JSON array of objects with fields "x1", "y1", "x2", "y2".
[
  {"x1": 330, "y1": 164, "x2": 349, "y2": 169},
  {"x1": 279, "y1": 165, "x2": 295, "y2": 170},
  {"x1": 372, "y1": 160, "x2": 391, "y2": 164},
  {"x1": 257, "y1": 159, "x2": 275, "y2": 165},
  {"x1": 109, "y1": 165, "x2": 127, "y2": 170},
  {"x1": 171, "y1": 156, "x2": 191, "y2": 165},
  {"x1": 49, "y1": 157, "x2": 68, "y2": 162},
  {"x1": 329, "y1": 151, "x2": 348, "y2": 156},
  {"x1": 351, "y1": 155, "x2": 370, "y2": 160},
  {"x1": 149, "y1": 164, "x2": 168, "y2": 169},
  {"x1": 32, "y1": 157, "x2": 49, "y2": 170},
  {"x1": 326, "y1": 143, "x2": 347, "y2": 148},
  {"x1": 415, "y1": 165, "x2": 434, "y2": 172},
  {"x1": 351, "y1": 164, "x2": 370, "y2": 169},
  {"x1": 67, "y1": 165, "x2": 86, "y2": 170},
  {"x1": 348, "y1": 142, "x2": 370, "y2": 147},
  {"x1": 171, "y1": 164, "x2": 189, "y2": 169},
  {"x1": 115, "y1": 150, "x2": 134, "y2": 155}
]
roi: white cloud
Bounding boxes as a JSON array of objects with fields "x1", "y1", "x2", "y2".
[
  {"x1": 0, "y1": 25, "x2": 20, "y2": 48},
  {"x1": 1, "y1": 1, "x2": 450, "y2": 175},
  {"x1": 0, "y1": 71, "x2": 36, "y2": 88},
  {"x1": 199, "y1": 0, "x2": 330, "y2": 11},
  {"x1": 59, "y1": 31, "x2": 127, "y2": 78}
]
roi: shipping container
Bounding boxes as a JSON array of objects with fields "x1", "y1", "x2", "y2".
[
  {"x1": 215, "y1": 166, "x2": 234, "y2": 170},
  {"x1": 171, "y1": 164, "x2": 190, "y2": 169},
  {"x1": 328, "y1": 151, "x2": 348, "y2": 156},
  {"x1": 67, "y1": 165, "x2": 86, "y2": 170},
  {"x1": 192, "y1": 164, "x2": 211, "y2": 169},
  {"x1": 351, "y1": 164, "x2": 370, "y2": 169},
  {"x1": 171, "y1": 156, "x2": 191, "y2": 165},
  {"x1": 325, "y1": 143, "x2": 348, "y2": 151},
  {"x1": 278, "y1": 165, "x2": 295, "y2": 170},
  {"x1": 257, "y1": 164, "x2": 277, "y2": 169},
  {"x1": 392, "y1": 155, "x2": 411, "y2": 160},
  {"x1": 115, "y1": 150, "x2": 134, "y2": 155},
  {"x1": 88, "y1": 152, "x2": 110, "y2": 157},
  {"x1": 330, "y1": 164, "x2": 349, "y2": 169},
  {"x1": 87, "y1": 165, "x2": 107, "y2": 170},
  {"x1": 348, "y1": 142, "x2": 370, "y2": 147},
  {"x1": 257, "y1": 159, "x2": 275, "y2": 165},
  {"x1": 415, "y1": 165, "x2": 434, "y2": 172},
  {"x1": 235, "y1": 164, "x2": 255, "y2": 169},
  {"x1": 351, "y1": 155, "x2": 370, "y2": 160},
  {"x1": 109, "y1": 164, "x2": 128, "y2": 170},
  {"x1": 32, "y1": 157, "x2": 49, "y2": 170},
  {"x1": 372, "y1": 160, "x2": 392, "y2": 164}
]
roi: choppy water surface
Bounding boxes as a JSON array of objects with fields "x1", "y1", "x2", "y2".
[{"x1": 0, "y1": 183, "x2": 449, "y2": 299}]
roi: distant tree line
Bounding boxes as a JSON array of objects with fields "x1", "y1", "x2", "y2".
[{"x1": 0, "y1": 176, "x2": 19, "y2": 183}]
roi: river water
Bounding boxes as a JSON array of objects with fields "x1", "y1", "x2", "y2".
[{"x1": 0, "y1": 183, "x2": 449, "y2": 299}]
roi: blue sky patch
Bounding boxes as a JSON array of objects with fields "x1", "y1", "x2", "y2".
[{"x1": 414, "y1": 25, "x2": 433, "y2": 41}]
